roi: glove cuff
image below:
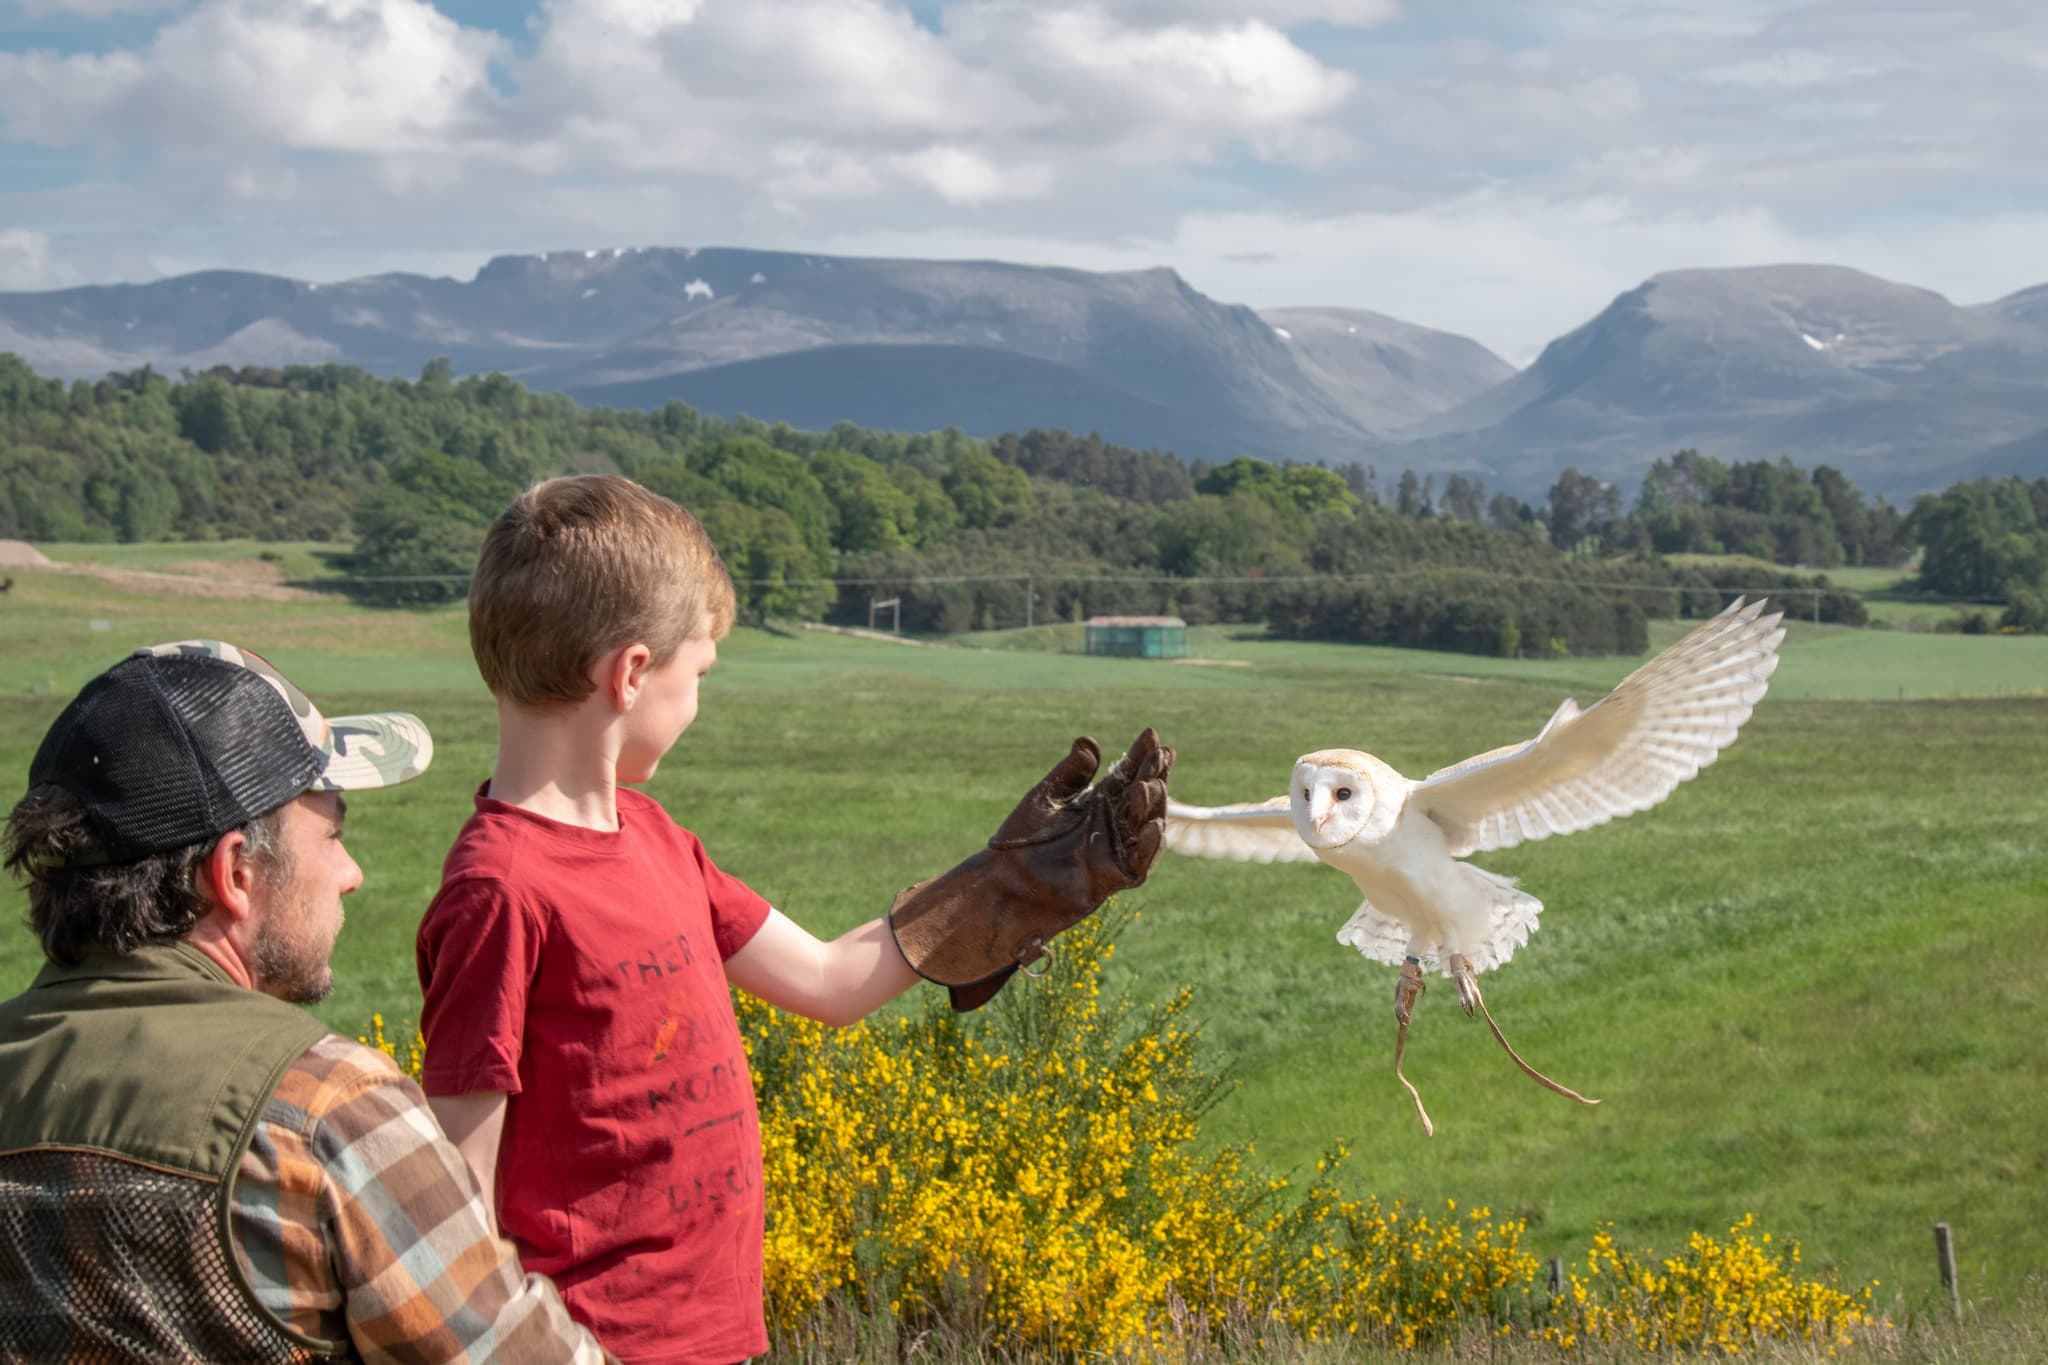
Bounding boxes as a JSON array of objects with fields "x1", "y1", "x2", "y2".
[
  {"x1": 946, "y1": 966, "x2": 1020, "y2": 1013},
  {"x1": 887, "y1": 862, "x2": 1053, "y2": 1012}
]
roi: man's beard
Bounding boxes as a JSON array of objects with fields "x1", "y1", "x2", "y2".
[{"x1": 250, "y1": 891, "x2": 339, "y2": 1005}]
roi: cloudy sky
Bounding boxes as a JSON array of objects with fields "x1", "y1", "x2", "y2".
[{"x1": 1, "y1": 0, "x2": 2043, "y2": 361}]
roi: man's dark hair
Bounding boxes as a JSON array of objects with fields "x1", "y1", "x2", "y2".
[{"x1": 3, "y1": 786, "x2": 291, "y2": 966}]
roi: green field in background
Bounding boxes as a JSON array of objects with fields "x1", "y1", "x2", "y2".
[
  {"x1": 32, "y1": 538, "x2": 347, "y2": 580},
  {"x1": 1664, "y1": 552, "x2": 2002, "y2": 630}
]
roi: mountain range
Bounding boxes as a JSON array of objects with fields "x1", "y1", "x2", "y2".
[{"x1": 2, "y1": 247, "x2": 2043, "y2": 499}]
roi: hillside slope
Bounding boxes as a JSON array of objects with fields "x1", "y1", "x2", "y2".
[{"x1": 0, "y1": 248, "x2": 1497, "y2": 461}]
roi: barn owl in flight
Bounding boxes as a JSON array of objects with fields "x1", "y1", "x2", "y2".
[{"x1": 1162, "y1": 598, "x2": 1785, "y2": 1134}]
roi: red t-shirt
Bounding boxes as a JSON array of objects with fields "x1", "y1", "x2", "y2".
[{"x1": 416, "y1": 786, "x2": 772, "y2": 1365}]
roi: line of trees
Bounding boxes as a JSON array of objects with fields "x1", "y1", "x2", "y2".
[
  {"x1": 1904, "y1": 476, "x2": 2048, "y2": 631},
  {"x1": 2, "y1": 353, "x2": 2033, "y2": 653},
  {"x1": 1371, "y1": 450, "x2": 1911, "y2": 570}
]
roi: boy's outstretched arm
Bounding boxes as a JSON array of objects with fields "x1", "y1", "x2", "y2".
[{"x1": 725, "y1": 911, "x2": 919, "y2": 1028}]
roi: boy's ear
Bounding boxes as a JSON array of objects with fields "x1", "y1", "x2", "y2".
[{"x1": 596, "y1": 642, "x2": 656, "y2": 713}]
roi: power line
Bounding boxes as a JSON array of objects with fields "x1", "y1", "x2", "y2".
[
  {"x1": 23, "y1": 561, "x2": 1915, "y2": 631},
  {"x1": 42, "y1": 566, "x2": 1846, "y2": 595}
]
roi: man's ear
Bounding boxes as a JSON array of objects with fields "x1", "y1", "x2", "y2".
[
  {"x1": 199, "y1": 829, "x2": 259, "y2": 925},
  {"x1": 597, "y1": 642, "x2": 656, "y2": 713}
]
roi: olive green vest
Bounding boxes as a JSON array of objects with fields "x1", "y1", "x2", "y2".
[{"x1": 0, "y1": 941, "x2": 352, "y2": 1362}]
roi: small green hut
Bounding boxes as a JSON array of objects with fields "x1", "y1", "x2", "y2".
[{"x1": 1083, "y1": 615, "x2": 1190, "y2": 660}]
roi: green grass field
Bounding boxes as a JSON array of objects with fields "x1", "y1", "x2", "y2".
[
  {"x1": 31, "y1": 538, "x2": 348, "y2": 581},
  {"x1": 1665, "y1": 553, "x2": 2003, "y2": 630},
  {"x1": 2, "y1": 563, "x2": 2044, "y2": 1324}
]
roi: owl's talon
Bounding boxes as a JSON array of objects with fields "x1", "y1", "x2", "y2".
[{"x1": 1449, "y1": 952, "x2": 1481, "y2": 1016}]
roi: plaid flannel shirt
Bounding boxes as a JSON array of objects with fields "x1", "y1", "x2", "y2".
[{"x1": 231, "y1": 1033, "x2": 613, "y2": 1364}]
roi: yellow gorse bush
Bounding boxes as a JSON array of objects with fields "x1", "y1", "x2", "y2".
[
  {"x1": 740, "y1": 911, "x2": 1273, "y2": 1352},
  {"x1": 1545, "y1": 1215, "x2": 1877, "y2": 1355},
  {"x1": 361, "y1": 909, "x2": 1879, "y2": 1356},
  {"x1": 357, "y1": 1010, "x2": 424, "y2": 1079}
]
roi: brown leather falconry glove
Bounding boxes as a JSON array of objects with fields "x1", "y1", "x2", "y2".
[{"x1": 888, "y1": 727, "x2": 1174, "y2": 1011}]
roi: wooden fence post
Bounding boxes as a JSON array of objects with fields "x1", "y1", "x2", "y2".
[
  {"x1": 1547, "y1": 1257, "x2": 1563, "y2": 1297},
  {"x1": 1934, "y1": 1222, "x2": 1960, "y2": 1322}
]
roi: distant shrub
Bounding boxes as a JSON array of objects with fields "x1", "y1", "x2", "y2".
[{"x1": 1999, "y1": 588, "x2": 2046, "y2": 633}]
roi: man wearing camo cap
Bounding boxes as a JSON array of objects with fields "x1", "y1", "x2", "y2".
[{"x1": 0, "y1": 642, "x2": 611, "y2": 1363}]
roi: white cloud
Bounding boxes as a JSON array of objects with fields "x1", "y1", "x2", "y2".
[
  {"x1": 0, "y1": 0, "x2": 503, "y2": 154},
  {"x1": 945, "y1": 5, "x2": 1354, "y2": 148},
  {"x1": 0, "y1": 228, "x2": 53, "y2": 289},
  {"x1": 1077, "y1": 0, "x2": 1398, "y2": 29},
  {"x1": 7, "y1": 0, "x2": 188, "y2": 14},
  {"x1": 565, "y1": 0, "x2": 703, "y2": 37},
  {"x1": 506, "y1": 0, "x2": 1355, "y2": 181},
  {"x1": 892, "y1": 145, "x2": 1043, "y2": 204},
  {"x1": 529, "y1": 0, "x2": 993, "y2": 143},
  {"x1": 1694, "y1": 51, "x2": 1891, "y2": 87},
  {"x1": 1547, "y1": 0, "x2": 1772, "y2": 40},
  {"x1": 759, "y1": 144, "x2": 886, "y2": 202}
]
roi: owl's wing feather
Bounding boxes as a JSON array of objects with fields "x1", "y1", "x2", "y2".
[
  {"x1": 1163, "y1": 796, "x2": 1320, "y2": 864},
  {"x1": 1414, "y1": 597, "x2": 1784, "y2": 856},
  {"x1": 1336, "y1": 898, "x2": 1413, "y2": 967}
]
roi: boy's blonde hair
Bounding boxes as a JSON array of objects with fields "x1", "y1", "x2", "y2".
[{"x1": 470, "y1": 475, "x2": 737, "y2": 706}]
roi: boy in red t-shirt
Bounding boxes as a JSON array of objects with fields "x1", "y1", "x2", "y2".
[{"x1": 416, "y1": 474, "x2": 1172, "y2": 1364}]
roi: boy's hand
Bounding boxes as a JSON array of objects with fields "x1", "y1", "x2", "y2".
[{"x1": 888, "y1": 728, "x2": 1174, "y2": 1010}]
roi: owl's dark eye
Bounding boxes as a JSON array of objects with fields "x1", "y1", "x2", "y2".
[
  {"x1": 1302, "y1": 787, "x2": 1311, "y2": 800},
  {"x1": 1335, "y1": 787, "x2": 1353, "y2": 801}
]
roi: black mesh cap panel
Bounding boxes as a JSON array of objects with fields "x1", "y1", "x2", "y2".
[{"x1": 27, "y1": 655, "x2": 326, "y2": 864}]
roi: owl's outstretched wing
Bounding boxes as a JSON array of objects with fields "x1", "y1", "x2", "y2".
[
  {"x1": 1163, "y1": 796, "x2": 1320, "y2": 864},
  {"x1": 1414, "y1": 597, "x2": 1784, "y2": 857}
]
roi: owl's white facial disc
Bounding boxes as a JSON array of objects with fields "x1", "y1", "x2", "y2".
[{"x1": 1291, "y1": 760, "x2": 1372, "y2": 849}]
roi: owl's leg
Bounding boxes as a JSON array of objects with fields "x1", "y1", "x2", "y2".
[
  {"x1": 1394, "y1": 956, "x2": 1426, "y2": 1026},
  {"x1": 1392, "y1": 956, "x2": 1433, "y2": 1137},
  {"x1": 1448, "y1": 952, "x2": 1599, "y2": 1109}
]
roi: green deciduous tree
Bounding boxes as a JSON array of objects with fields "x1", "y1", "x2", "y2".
[
  {"x1": 811, "y1": 448, "x2": 915, "y2": 553},
  {"x1": 690, "y1": 436, "x2": 837, "y2": 565},
  {"x1": 942, "y1": 448, "x2": 1033, "y2": 530},
  {"x1": 1546, "y1": 467, "x2": 1620, "y2": 553},
  {"x1": 1910, "y1": 477, "x2": 2048, "y2": 603}
]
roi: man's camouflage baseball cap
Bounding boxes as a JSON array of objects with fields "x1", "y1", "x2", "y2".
[{"x1": 27, "y1": 640, "x2": 433, "y2": 865}]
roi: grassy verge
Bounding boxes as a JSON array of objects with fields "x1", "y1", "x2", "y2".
[{"x1": 769, "y1": 1292, "x2": 2046, "y2": 1363}]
